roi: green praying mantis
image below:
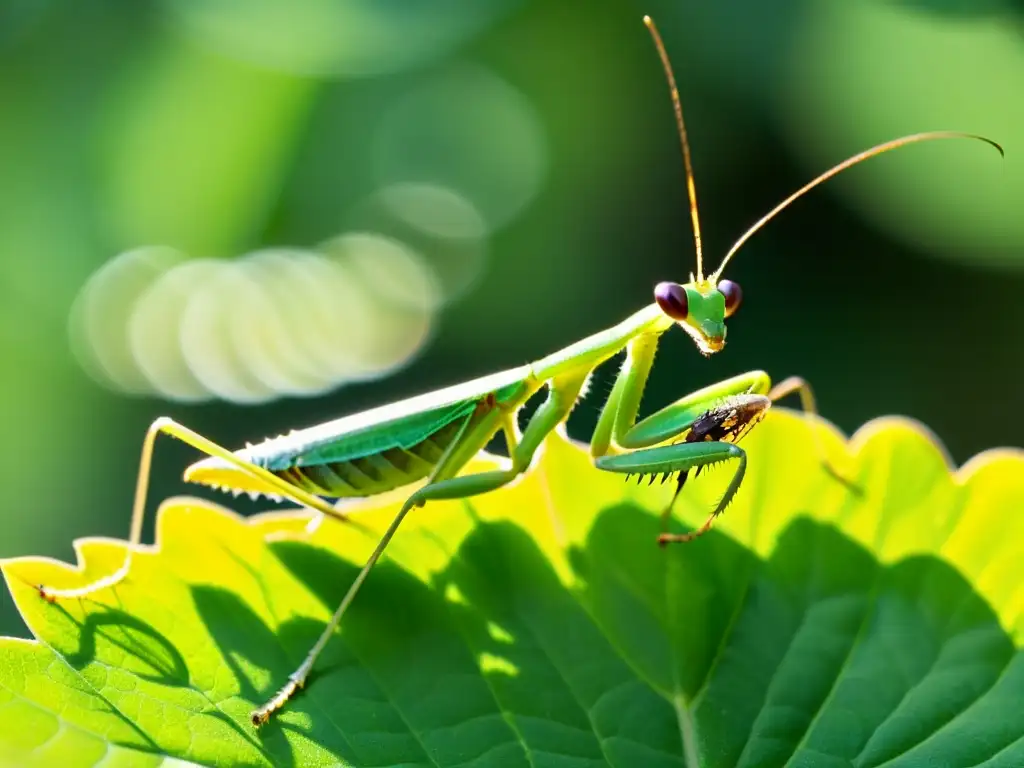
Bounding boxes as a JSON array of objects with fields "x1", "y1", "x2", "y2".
[{"x1": 36, "y1": 16, "x2": 1002, "y2": 727}]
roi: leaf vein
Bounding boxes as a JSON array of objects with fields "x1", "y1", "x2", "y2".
[{"x1": 870, "y1": 649, "x2": 1021, "y2": 768}]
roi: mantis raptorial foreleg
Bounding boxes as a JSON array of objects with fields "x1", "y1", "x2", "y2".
[
  {"x1": 648, "y1": 375, "x2": 860, "y2": 544},
  {"x1": 588, "y1": 335, "x2": 854, "y2": 545},
  {"x1": 594, "y1": 368, "x2": 768, "y2": 544},
  {"x1": 649, "y1": 372, "x2": 858, "y2": 537},
  {"x1": 38, "y1": 417, "x2": 354, "y2": 602}
]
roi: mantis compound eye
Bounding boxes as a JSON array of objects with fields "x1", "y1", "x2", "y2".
[
  {"x1": 654, "y1": 281, "x2": 689, "y2": 321},
  {"x1": 718, "y1": 279, "x2": 742, "y2": 317}
]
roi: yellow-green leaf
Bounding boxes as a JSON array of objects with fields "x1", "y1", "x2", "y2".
[{"x1": 1, "y1": 410, "x2": 1022, "y2": 767}]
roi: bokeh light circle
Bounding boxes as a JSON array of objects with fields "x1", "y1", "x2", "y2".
[
  {"x1": 321, "y1": 232, "x2": 443, "y2": 313},
  {"x1": 269, "y1": 250, "x2": 387, "y2": 385},
  {"x1": 128, "y1": 259, "x2": 226, "y2": 402},
  {"x1": 178, "y1": 260, "x2": 281, "y2": 404},
  {"x1": 319, "y1": 233, "x2": 436, "y2": 379},
  {"x1": 68, "y1": 245, "x2": 187, "y2": 395},
  {"x1": 227, "y1": 250, "x2": 345, "y2": 397},
  {"x1": 70, "y1": 235, "x2": 442, "y2": 403},
  {"x1": 372, "y1": 63, "x2": 548, "y2": 232},
  {"x1": 347, "y1": 182, "x2": 489, "y2": 304}
]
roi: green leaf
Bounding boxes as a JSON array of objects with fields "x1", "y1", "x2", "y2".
[{"x1": 1, "y1": 410, "x2": 1022, "y2": 767}]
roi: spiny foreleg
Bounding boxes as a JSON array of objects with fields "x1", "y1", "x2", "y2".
[{"x1": 595, "y1": 438, "x2": 750, "y2": 544}]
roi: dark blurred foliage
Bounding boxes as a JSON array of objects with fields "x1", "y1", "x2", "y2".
[{"x1": 2, "y1": 0, "x2": 1023, "y2": 637}]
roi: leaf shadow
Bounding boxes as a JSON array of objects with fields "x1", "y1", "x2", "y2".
[
  {"x1": 199, "y1": 501, "x2": 1019, "y2": 767},
  {"x1": 59, "y1": 602, "x2": 189, "y2": 687},
  {"x1": 191, "y1": 584, "x2": 340, "y2": 768},
  {"x1": 52, "y1": 598, "x2": 266, "y2": 760},
  {"x1": 571, "y1": 503, "x2": 1018, "y2": 766},
  {"x1": 231, "y1": 539, "x2": 534, "y2": 767}
]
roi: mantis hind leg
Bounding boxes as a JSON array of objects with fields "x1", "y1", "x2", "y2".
[{"x1": 38, "y1": 417, "x2": 351, "y2": 602}]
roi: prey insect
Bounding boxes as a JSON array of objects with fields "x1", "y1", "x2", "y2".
[{"x1": 36, "y1": 16, "x2": 1002, "y2": 727}]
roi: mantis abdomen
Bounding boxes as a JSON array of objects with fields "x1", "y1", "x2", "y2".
[
  {"x1": 182, "y1": 372, "x2": 534, "y2": 500},
  {"x1": 260, "y1": 417, "x2": 472, "y2": 498}
]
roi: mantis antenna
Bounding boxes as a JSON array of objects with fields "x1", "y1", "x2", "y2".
[
  {"x1": 709, "y1": 131, "x2": 1005, "y2": 282},
  {"x1": 644, "y1": 15, "x2": 706, "y2": 282}
]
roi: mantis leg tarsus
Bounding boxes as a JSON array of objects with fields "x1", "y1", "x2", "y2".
[
  {"x1": 767, "y1": 377, "x2": 863, "y2": 496},
  {"x1": 658, "y1": 451, "x2": 748, "y2": 545},
  {"x1": 658, "y1": 514, "x2": 715, "y2": 546}
]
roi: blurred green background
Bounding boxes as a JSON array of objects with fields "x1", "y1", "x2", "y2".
[{"x1": 2, "y1": 0, "x2": 1023, "y2": 638}]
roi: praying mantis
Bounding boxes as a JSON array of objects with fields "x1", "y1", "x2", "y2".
[{"x1": 36, "y1": 16, "x2": 1002, "y2": 728}]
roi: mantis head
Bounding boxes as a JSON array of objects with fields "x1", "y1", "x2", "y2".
[
  {"x1": 654, "y1": 278, "x2": 740, "y2": 356},
  {"x1": 642, "y1": 16, "x2": 1002, "y2": 359}
]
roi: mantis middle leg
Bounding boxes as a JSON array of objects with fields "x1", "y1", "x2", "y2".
[{"x1": 251, "y1": 369, "x2": 591, "y2": 724}]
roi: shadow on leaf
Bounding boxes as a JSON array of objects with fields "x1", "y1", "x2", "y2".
[
  {"x1": 192, "y1": 584, "x2": 344, "y2": 767},
  {"x1": 60, "y1": 601, "x2": 189, "y2": 687},
  {"x1": 264, "y1": 501, "x2": 1019, "y2": 766}
]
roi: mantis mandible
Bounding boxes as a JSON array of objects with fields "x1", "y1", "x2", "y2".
[{"x1": 37, "y1": 16, "x2": 1002, "y2": 727}]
